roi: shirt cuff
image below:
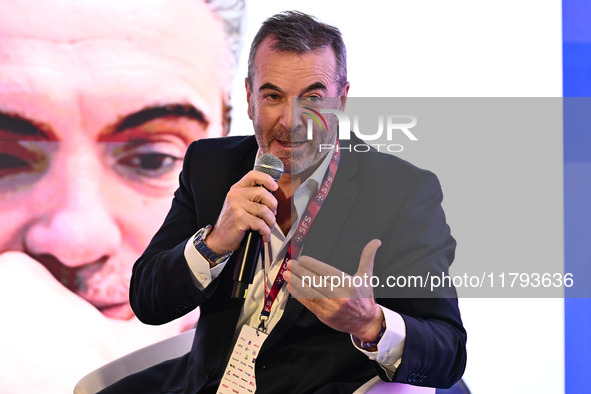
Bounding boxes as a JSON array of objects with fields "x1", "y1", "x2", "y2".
[
  {"x1": 351, "y1": 305, "x2": 406, "y2": 373},
  {"x1": 184, "y1": 233, "x2": 228, "y2": 291}
]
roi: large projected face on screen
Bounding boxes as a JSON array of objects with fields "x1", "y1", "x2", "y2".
[
  {"x1": 0, "y1": 0, "x2": 240, "y2": 390},
  {"x1": 0, "y1": 0, "x2": 232, "y2": 320}
]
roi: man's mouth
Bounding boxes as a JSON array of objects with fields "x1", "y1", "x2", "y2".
[{"x1": 277, "y1": 140, "x2": 306, "y2": 147}]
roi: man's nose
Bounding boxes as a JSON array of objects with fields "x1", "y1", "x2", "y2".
[
  {"x1": 283, "y1": 99, "x2": 307, "y2": 133},
  {"x1": 279, "y1": 100, "x2": 292, "y2": 130},
  {"x1": 25, "y1": 151, "x2": 122, "y2": 267}
]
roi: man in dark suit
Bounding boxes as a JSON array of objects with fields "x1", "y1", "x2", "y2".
[{"x1": 103, "y1": 11, "x2": 467, "y2": 393}]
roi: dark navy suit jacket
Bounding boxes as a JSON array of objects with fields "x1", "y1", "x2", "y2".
[{"x1": 126, "y1": 135, "x2": 467, "y2": 393}]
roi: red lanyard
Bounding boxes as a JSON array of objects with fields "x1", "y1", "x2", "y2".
[{"x1": 258, "y1": 145, "x2": 340, "y2": 332}]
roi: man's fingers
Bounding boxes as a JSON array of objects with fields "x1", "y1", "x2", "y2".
[
  {"x1": 356, "y1": 239, "x2": 381, "y2": 277},
  {"x1": 287, "y1": 239, "x2": 381, "y2": 300},
  {"x1": 293, "y1": 255, "x2": 343, "y2": 277},
  {"x1": 285, "y1": 263, "x2": 331, "y2": 298},
  {"x1": 237, "y1": 170, "x2": 278, "y2": 192},
  {"x1": 209, "y1": 171, "x2": 279, "y2": 251},
  {"x1": 243, "y1": 187, "x2": 278, "y2": 214},
  {"x1": 286, "y1": 259, "x2": 354, "y2": 298}
]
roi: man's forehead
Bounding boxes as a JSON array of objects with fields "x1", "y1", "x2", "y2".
[
  {"x1": 255, "y1": 37, "x2": 338, "y2": 64},
  {"x1": 0, "y1": 0, "x2": 225, "y2": 54},
  {"x1": 0, "y1": 0, "x2": 231, "y2": 94},
  {"x1": 252, "y1": 39, "x2": 339, "y2": 90}
]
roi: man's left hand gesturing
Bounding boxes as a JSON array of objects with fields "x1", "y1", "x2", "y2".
[{"x1": 283, "y1": 239, "x2": 384, "y2": 342}]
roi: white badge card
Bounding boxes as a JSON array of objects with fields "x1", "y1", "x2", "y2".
[{"x1": 217, "y1": 325, "x2": 267, "y2": 394}]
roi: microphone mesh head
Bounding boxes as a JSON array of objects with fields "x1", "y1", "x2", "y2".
[{"x1": 255, "y1": 153, "x2": 284, "y2": 181}]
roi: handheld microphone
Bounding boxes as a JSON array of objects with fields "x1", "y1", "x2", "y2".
[{"x1": 231, "y1": 153, "x2": 284, "y2": 299}]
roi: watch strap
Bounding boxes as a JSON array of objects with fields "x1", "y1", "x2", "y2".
[{"x1": 193, "y1": 225, "x2": 232, "y2": 266}]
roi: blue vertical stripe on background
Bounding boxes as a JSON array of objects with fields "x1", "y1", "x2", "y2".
[{"x1": 563, "y1": 0, "x2": 591, "y2": 393}]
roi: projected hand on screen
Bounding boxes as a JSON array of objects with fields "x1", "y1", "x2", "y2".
[{"x1": 0, "y1": 252, "x2": 196, "y2": 393}]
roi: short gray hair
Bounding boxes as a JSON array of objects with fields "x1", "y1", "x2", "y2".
[{"x1": 247, "y1": 11, "x2": 347, "y2": 93}]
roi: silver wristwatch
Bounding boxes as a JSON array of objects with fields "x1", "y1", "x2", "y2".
[{"x1": 193, "y1": 225, "x2": 232, "y2": 266}]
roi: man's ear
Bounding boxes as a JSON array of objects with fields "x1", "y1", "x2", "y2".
[
  {"x1": 245, "y1": 78, "x2": 253, "y2": 120},
  {"x1": 339, "y1": 82, "x2": 350, "y2": 110}
]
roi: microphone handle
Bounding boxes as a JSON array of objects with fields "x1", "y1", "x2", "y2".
[{"x1": 231, "y1": 230, "x2": 263, "y2": 299}]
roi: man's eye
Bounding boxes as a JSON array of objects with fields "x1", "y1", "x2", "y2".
[
  {"x1": 117, "y1": 152, "x2": 179, "y2": 174},
  {"x1": 108, "y1": 140, "x2": 186, "y2": 187},
  {"x1": 0, "y1": 142, "x2": 47, "y2": 179},
  {"x1": 116, "y1": 150, "x2": 183, "y2": 180},
  {"x1": 300, "y1": 96, "x2": 323, "y2": 106}
]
